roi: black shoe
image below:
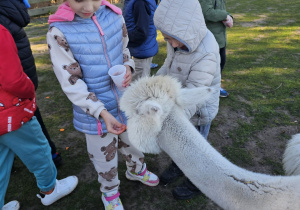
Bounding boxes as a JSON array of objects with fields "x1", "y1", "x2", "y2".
[
  {"x1": 52, "y1": 152, "x2": 63, "y2": 167},
  {"x1": 172, "y1": 178, "x2": 203, "y2": 200},
  {"x1": 160, "y1": 162, "x2": 184, "y2": 185}
]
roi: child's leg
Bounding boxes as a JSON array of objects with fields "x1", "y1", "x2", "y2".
[
  {"x1": 34, "y1": 106, "x2": 57, "y2": 155},
  {"x1": 119, "y1": 131, "x2": 159, "y2": 186},
  {"x1": 85, "y1": 133, "x2": 120, "y2": 193},
  {"x1": 132, "y1": 57, "x2": 153, "y2": 82},
  {"x1": 1, "y1": 117, "x2": 57, "y2": 192},
  {"x1": 118, "y1": 131, "x2": 144, "y2": 173},
  {"x1": 34, "y1": 106, "x2": 62, "y2": 167},
  {"x1": 0, "y1": 143, "x2": 15, "y2": 208},
  {"x1": 196, "y1": 122, "x2": 211, "y2": 140},
  {"x1": 219, "y1": 47, "x2": 226, "y2": 72}
]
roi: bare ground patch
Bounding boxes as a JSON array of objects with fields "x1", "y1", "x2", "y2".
[{"x1": 240, "y1": 15, "x2": 268, "y2": 27}]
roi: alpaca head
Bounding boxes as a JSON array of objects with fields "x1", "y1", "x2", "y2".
[{"x1": 120, "y1": 76, "x2": 214, "y2": 154}]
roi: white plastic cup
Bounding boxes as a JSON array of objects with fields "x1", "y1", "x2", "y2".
[{"x1": 108, "y1": 65, "x2": 126, "y2": 91}]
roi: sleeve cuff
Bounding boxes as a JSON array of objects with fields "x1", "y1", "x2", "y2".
[
  {"x1": 124, "y1": 59, "x2": 135, "y2": 73},
  {"x1": 94, "y1": 106, "x2": 106, "y2": 120}
]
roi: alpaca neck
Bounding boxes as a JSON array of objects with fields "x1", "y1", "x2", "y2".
[{"x1": 157, "y1": 106, "x2": 300, "y2": 210}]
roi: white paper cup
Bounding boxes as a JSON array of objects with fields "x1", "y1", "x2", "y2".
[{"x1": 108, "y1": 65, "x2": 126, "y2": 91}]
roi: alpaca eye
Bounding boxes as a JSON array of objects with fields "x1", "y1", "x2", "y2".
[{"x1": 151, "y1": 107, "x2": 158, "y2": 112}]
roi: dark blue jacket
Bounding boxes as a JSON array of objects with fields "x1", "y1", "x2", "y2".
[
  {"x1": 0, "y1": 0, "x2": 38, "y2": 89},
  {"x1": 123, "y1": 0, "x2": 158, "y2": 58}
]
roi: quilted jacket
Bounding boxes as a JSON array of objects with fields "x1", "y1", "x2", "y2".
[
  {"x1": 0, "y1": 0, "x2": 38, "y2": 89},
  {"x1": 154, "y1": 0, "x2": 221, "y2": 125}
]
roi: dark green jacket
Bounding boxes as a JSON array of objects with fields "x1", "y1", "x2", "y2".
[{"x1": 199, "y1": 0, "x2": 231, "y2": 48}]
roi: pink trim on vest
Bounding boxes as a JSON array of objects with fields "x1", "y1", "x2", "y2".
[
  {"x1": 48, "y1": 1, "x2": 121, "y2": 24},
  {"x1": 97, "y1": 119, "x2": 103, "y2": 136},
  {"x1": 101, "y1": 0, "x2": 122, "y2": 15},
  {"x1": 92, "y1": 15, "x2": 104, "y2": 36},
  {"x1": 48, "y1": 2, "x2": 74, "y2": 24}
]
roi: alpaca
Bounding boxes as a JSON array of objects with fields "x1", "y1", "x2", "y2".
[
  {"x1": 283, "y1": 133, "x2": 300, "y2": 175},
  {"x1": 120, "y1": 75, "x2": 300, "y2": 210}
]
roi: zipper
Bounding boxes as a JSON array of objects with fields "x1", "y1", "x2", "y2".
[
  {"x1": 97, "y1": 119, "x2": 103, "y2": 136},
  {"x1": 92, "y1": 15, "x2": 111, "y2": 68},
  {"x1": 92, "y1": 15, "x2": 125, "y2": 126}
]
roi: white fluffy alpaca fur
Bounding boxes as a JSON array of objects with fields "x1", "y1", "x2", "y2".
[
  {"x1": 283, "y1": 134, "x2": 300, "y2": 175},
  {"x1": 120, "y1": 76, "x2": 300, "y2": 210},
  {"x1": 120, "y1": 76, "x2": 213, "y2": 154}
]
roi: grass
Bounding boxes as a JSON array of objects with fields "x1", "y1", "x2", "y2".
[{"x1": 5, "y1": 0, "x2": 300, "y2": 209}]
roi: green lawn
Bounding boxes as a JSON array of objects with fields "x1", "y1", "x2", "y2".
[{"x1": 5, "y1": 0, "x2": 300, "y2": 209}]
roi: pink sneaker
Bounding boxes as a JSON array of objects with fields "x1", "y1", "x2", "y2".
[
  {"x1": 125, "y1": 163, "x2": 159, "y2": 186},
  {"x1": 101, "y1": 191, "x2": 124, "y2": 210}
]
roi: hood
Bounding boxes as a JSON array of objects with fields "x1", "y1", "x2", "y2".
[
  {"x1": 0, "y1": 0, "x2": 30, "y2": 28},
  {"x1": 48, "y1": 0, "x2": 122, "y2": 24},
  {"x1": 154, "y1": 0, "x2": 207, "y2": 52}
]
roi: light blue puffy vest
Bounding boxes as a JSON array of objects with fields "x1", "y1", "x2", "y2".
[
  {"x1": 50, "y1": 5, "x2": 127, "y2": 135},
  {"x1": 123, "y1": 0, "x2": 158, "y2": 58}
]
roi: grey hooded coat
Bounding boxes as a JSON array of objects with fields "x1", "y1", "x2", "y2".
[{"x1": 154, "y1": 0, "x2": 221, "y2": 125}]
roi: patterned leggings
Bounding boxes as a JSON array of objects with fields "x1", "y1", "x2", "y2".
[{"x1": 85, "y1": 131, "x2": 144, "y2": 193}]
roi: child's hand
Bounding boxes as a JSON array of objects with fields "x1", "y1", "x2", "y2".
[
  {"x1": 122, "y1": 65, "x2": 132, "y2": 88},
  {"x1": 222, "y1": 15, "x2": 233, "y2": 28},
  {"x1": 100, "y1": 110, "x2": 127, "y2": 135}
]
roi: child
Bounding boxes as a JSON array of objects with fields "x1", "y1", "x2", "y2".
[
  {"x1": 199, "y1": 0, "x2": 234, "y2": 97},
  {"x1": 0, "y1": 24, "x2": 78, "y2": 209},
  {"x1": 0, "y1": 0, "x2": 63, "y2": 167},
  {"x1": 154, "y1": 0, "x2": 221, "y2": 200},
  {"x1": 47, "y1": 1, "x2": 159, "y2": 209},
  {"x1": 123, "y1": 0, "x2": 158, "y2": 81}
]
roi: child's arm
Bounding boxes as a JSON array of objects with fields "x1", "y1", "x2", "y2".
[
  {"x1": 156, "y1": 61, "x2": 168, "y2": 76},
  {"x1": 156, "y1": 43, "x2": 174, "y2": 76},
  {"x1": 122, "y1": 17, "x2": 135, "y2": 70},
  {"x1": 100, "y1": 109, "x2": 126, "y2": 135},
  {"x1": 184, "y1": 52, "x2": 218, "y2": 118},
  {"x1": 47, "y1": 27, "x2": 105, "y2": 119},
  {"x1": 122, "y1": 17, "x2": 135, "y2": 87},
  {"x1": 0, "y1": 26, "x2": 35, "y2": 99},
  {"x1": 199, "y1": 0, "x2": 228, "y2": 22},
  {"x1": 186, "y1": 53, "x2": 216, "y2": 88}
]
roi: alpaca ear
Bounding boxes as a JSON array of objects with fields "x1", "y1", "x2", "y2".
[{"x1": 177, "y1": 87, "x2": 215, "y2": 108}]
